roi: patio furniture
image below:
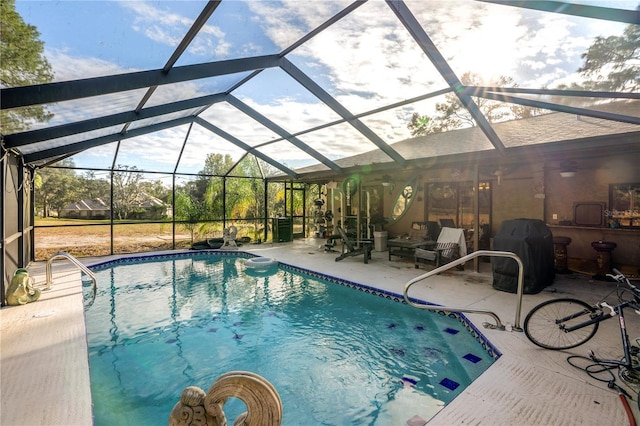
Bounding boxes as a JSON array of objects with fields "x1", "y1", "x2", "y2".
[
  {"x1": 440, "y1": 218, "x2": 456, "y2": 228},
  {"x1": 335, "y1": 226, "x2": 372, "y2": 264},
  {"x1": 553, "y1": 236, "x2": 572, "y2": 273},
  {"x1": 387, "y1": 223, "x2": 433, "y2": 261},
  {"x1": 414, "y1": 227, "x2": 467, "y2": 270},
  {"x1": 191, "y1": 238, "x2": 224, "y2": 250},
  {"x1": 591, "y1": 240, "x2": 617, "y2": 280},
  {"x1": 414, "y1": 243, "x2": 460, "y2": 269},
  {"x1": 324, "y1": 234, "x2": 342, "y2": 252}
]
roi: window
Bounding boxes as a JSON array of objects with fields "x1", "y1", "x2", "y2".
[
  {"x1": 390, "y1": 176, "x2": 417, "y2": 223},
  {"x1": 427, "y1": 181, "x2": 491, "y2": 232},
  {"x1": 608, "y1": 183, "x2": 640, "y2": 228}
]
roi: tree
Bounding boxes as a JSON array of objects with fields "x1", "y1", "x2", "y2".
[
  {"x1": 0, "y1": 0, "x2": 54, "y2": 133},
  {"x1": 225, "y1": 155, "x2": 265, "y2": 220},
  {"x1": 111, "y1": 165, "x2": 143, "y2": 220},
  {"x1": 196, "y1": 153, "x2": 235, "y2": 219},
  {"x1": 174, "y1": 190, "x2": 205, "y2": 243},
  {"x1": 408, "y1": 73, "x2": 540, "y2": 137},
  {"x1": 578, "y1": 23, "x2": 639, "y2": 92},
  {"x1": 139, "y1": 179, "x2": 170, "y2": 201},
  {"x1": 34, "y1": 159, "x2": 80, "y2": 217},
  {"x1": 78, "y1": 171, "x2": 110, "y2": 200}
]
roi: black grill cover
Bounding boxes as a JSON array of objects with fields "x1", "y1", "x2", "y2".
[{"x1": 492, "y1": 219, "x2": 555, "y2": 294}]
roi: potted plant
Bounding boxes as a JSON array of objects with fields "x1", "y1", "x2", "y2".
[{"x1": 370, "y1": 213, "x2": 388, "y2": 231}]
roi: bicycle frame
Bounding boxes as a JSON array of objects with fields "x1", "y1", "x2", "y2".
[
  {"x1": 525, "y1": 268, "x2": 640, "y2": 370},
  {"x1": 586, "y1": 301, "x2": 638, "y2": 371},
  {"x1": 559, "y1": 304, "x2": 615, "y2": 331},
  {"x1": 588, "y1": 270, "x2": 640, "y2": 372},
  {"x1": 525, "y1": 269, "x2": 640, "y2": 418}
]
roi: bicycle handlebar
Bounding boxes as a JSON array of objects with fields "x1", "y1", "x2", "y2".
[
  {"x1": 607, "y1": 269, "x2": 640, "y2": 302},
  {"x1": 607, "y1": 269, "x2": 630, "y2": 284}
]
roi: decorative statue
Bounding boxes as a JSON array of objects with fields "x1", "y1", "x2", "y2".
[
  {"x1": 169, "y1": 386, "x2": 216, "y2": 426},
  {"x1": 221, "y1": 226, "x2": 238, "y2": 249},
  {"x1": 5, "y1": 269, "x2": 40, "y2": 306},
  {"x1": 169, "y1": 371, "x2": 282, "y2": 426}
]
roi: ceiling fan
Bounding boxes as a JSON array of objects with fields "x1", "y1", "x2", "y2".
[
  {"x1": 479, "y1": 165, "x2": 517, "y2": 185},
  {"x1": 381, "y1": 174, "x2": 394, "y2": 188},
  {"x1": 545, "y1": 160, "x2": 590, "y2": 178},
  {"x1": 373, "y1": 174, "x2": 396, "y2": 194}
]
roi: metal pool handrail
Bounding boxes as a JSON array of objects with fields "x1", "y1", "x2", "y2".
[
  {"x1": 403, "y1": 250, "x2": 525, "y2": 331},
  {"x1": 46, "y1": 251, "x2": 97, "y2": 305}
]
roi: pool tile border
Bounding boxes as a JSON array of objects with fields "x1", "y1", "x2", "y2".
[
  {"x1": 280, "y1": 260, "x2": 502, "y2": 360},
  {"x1": 88, "y1": 250, "x2": 501, "y2": 360}
]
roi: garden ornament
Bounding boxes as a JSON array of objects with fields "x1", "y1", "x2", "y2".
[{"x1": 6, "y1": 269, "x2": 41, "y2": 305}]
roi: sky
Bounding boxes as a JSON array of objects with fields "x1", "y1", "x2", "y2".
[{"x1": 13, "y1": 0, "x2": 637, "y2": 177}]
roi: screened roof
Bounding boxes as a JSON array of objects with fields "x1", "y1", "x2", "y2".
[{"x1": 2, "y1": 1, "x2": 639, "y2": 180}]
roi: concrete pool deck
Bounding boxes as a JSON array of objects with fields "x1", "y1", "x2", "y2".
[{"x1": 2, "y1": 238, "x2": 639, "y2": 425}]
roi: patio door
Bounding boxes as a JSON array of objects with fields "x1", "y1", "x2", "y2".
[
  {"x1": 285, "y1": 182, "x2": 306, "y2": 239},
  {"x1": 427, "y1": 181, "x2": 492, "y2": 249}
]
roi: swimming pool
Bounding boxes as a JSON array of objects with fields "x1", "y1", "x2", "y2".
[{"x1": 86, "y1": 252, "x2": 499, "y2": 425}]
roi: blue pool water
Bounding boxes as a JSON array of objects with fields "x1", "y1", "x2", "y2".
[{"x1": 86, "y1": 252, "x2": 499, "y2": 425}]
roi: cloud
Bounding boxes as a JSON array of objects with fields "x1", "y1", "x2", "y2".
[
  {"x1": 248, "y1": 0, "x2": 624, "y2": 98},
  {"x1": 44, "y1": 49, "x2": 205, "y2": 126},
  {"x1": 119, "y1": 1, "x2": 229, "y2": 57},
  {"x1": 247, "y1": 1, "x2": 353, "y2": 50},
  {"x1": 48, "y1": 49, "x2": 134, "y2": 82},
  {"x1": 40, "y1": 49, "x2": 236, "y2": 173},
  {"x1": 41, "y1": 49, "x2": 148, "y2": 132}
]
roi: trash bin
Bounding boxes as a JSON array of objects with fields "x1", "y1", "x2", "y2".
[
  {"x1": 492, "y1": 218, "x2": 555, "y2": 294},
  {"x1": 373, "y1": 231, "x2": 388, "y2": 252}
]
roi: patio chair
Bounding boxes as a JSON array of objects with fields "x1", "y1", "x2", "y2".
[
  {"x1": 426, "y1": 221, "x2": 441, "y2": 241},
  {"x1": 335, "y1": 226, "x2": 372, "y2": 264},
  {"x1": 191, "y1": 238, "x2": 224, "y2": 250},
  {"x1": 414, "y1": 227, "x2": 466, "y2": 269},
  {"x1": 440, "y1": 218, "x2": 456, "y2": 228}
]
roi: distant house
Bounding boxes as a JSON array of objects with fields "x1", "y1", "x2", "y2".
[
  {"x1": 60, "y1": 198, "x2": 110, "y2": 219},
  {"x1": 132, "y1": 193, "x2": 171, "y2": 220},
  {"x1": 60, "y1": 194, "x2": 170, "y2": 220}
]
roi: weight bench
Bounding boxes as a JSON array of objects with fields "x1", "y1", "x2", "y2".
[
  {"x1": 334, "y1": 226, "x2": 372, "y2": 264},
  {"x1": 324, "y1": 234, "x2": 342, "y2": 252}
]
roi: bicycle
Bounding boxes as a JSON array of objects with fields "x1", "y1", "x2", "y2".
[
  {"x1": 524, "y1": 269, "x2": 640, "y2": 420},
  {"x1": 524, "y1": 267, "x2": 640, "y2": 372}
]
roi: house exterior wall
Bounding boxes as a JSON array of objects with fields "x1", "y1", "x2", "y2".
[
  {"x1": 545, "y1": 153, "x2": 640, "y2": 269},
  {"x1": 367, "y1": 149, "x2": 638, "y2": 273},
  {"x1": 545, "y1": 155, "x2": 638, "y2": 226},
  {"x1": 492, "y1": 177, "x2": 544, "y2": 234}
]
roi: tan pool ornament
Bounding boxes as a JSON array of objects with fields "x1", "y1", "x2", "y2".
[{"x1": 169, "y1": 371, "x2": 282, "y2": 426}]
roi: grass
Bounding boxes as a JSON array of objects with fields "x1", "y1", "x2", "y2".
[
  {"x1": 33, "y1": 218, "x2": 264, "y2": 260},
  {"x1": 35, "y1": 219, "x2": 195, "y2": 260}
]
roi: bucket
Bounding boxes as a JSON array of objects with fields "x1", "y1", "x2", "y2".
[{"x1": 373, "y1": 231, "x2": 388, "y2": 252}]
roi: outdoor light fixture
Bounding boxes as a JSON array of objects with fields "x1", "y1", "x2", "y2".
[
  {"x1": 381, "y1": 175, "x2": 393, "y2": 187},
  {"x1": 559, "y1": 161, "x2": 577, "y2": 178},
  {"x1": 494, "y1": 168, "x2": 504, "y2": 185}
]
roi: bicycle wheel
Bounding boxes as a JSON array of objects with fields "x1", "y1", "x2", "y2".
[{"x1": 524, "y1": 298, "x2": 600, "y2": 350}]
